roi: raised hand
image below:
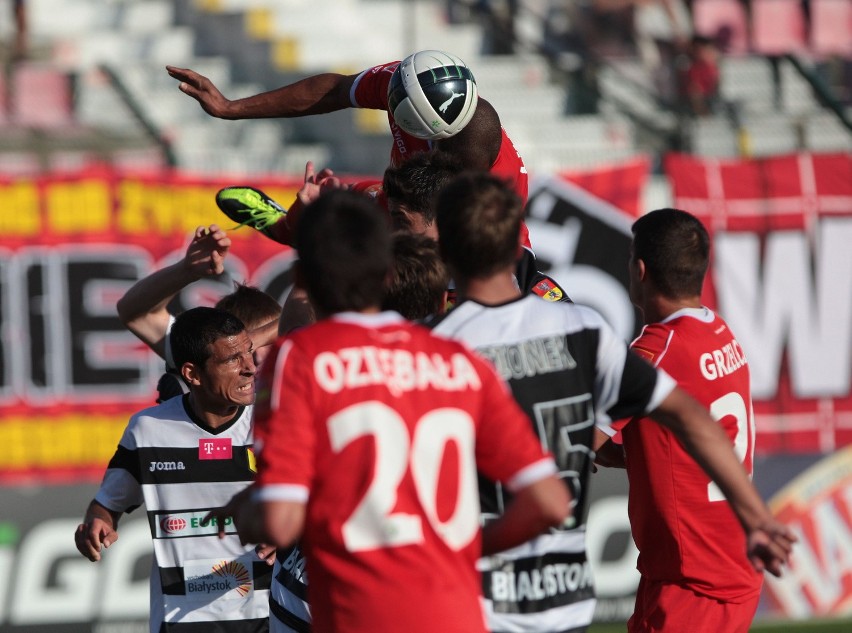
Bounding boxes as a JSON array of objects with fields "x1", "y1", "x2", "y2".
[
  {"x1": 166, "y1": 66, "x2": 232, "y2": 119},
  {"x1": 183, "y1": 224, "x2": 231, "y2": 279}
]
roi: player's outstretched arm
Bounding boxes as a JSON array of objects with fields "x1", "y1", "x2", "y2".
[
  {"x1": 74, "y1": 500, "x2": 121, "y2": 562},
  {"x1": 166, "y1": 66, "x2": 357, "y2": 120},
  {"x1": 481, "y1": 475, "x2": 569, "y2": 556},
  {"x1": 116, "y1": 225, "x2": 230, "y2": 358},
  {"x1": 650, "y1": 387, "x2": 796, "y2": 576}
]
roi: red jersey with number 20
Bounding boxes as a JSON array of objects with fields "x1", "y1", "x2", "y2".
[
  {"x1": 620, "y1": 307, "x2": 762, "y2": 602},
  {"x1": 255, "y1": 312, "x2": 556, "y2": 633}
]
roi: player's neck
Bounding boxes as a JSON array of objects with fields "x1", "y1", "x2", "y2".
[
  {"x1": 644, "y1": 294, "x2": 702, "y2": 324},
  {"x1": 457, "y1": 271, "x2": 521, "y2": 306}
]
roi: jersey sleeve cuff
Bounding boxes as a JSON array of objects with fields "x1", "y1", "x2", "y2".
[
  {"x1": 505, "y1": 458, "x2": 558, "y2": 493},
  {"x1": 255, "y1": 484, "x2": 310, "y2": 504},
  {"x1": 646, "y1": 367, "x2": 677, "y2": 412},
  {"x1": 350, "y1": 69, "x2": 370, "y2": 107}
]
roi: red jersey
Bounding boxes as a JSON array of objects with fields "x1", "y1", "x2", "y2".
[
  {"x1": 620, "y1": 307, "x2": 762, "y2": 602},
  {"x1": 351, "y1": 61, "x2": 531, "y2": 247},
  {"x1": 254, "y1": 312, "x2": 556, "y2": 633}
]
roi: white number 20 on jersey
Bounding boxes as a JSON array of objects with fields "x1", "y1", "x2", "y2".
[
  {"x1": 328, "y1": 401, "x2": 481, "y2": 552},
  {"x1": 707, "y1": 391, "x2": 756, "y2": 502}
]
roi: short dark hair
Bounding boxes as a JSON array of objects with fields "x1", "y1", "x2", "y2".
[
  {"x1": 215, "y1": 283, "x2": 281, "y2": 330},
  {"x1": 295, "y1": 189, "x2": 392, "y2": 315},
  {"x1": 382, "y1": 150, "x2": 464, "y2": 224},
  {"x1": 171, "y1": 306, "x2": 246, "y2": 369},
  {"x1": 435, "y1": 98, "x2": 502, "y2": 171},
  {"x1": 383, "y1": 232, "x2": 449, "y2": 320},
  {"x1": 436, "y1": 172, "x2": 524, "y2": 279},
  {"x1": 631, "y1": 208, "x2": 710, "y2": 298}
]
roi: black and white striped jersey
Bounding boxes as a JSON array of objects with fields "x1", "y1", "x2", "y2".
[
  {"x1": 429, "y1": 295, "x2": 674, "y2": 633},
  {"x1": 94, "y1": 394, "x2": 271, "y2": 633}
]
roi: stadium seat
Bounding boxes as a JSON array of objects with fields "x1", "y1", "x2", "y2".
[
  {"x1": 9, "y1": 63, "x2": 75, "y2": 129},
  {"x1": 811, "y1": 0, "x2": 852, "y2": 57},
  {"x1": 751, "y1": 0, "x2": 807, "y2": 56},
  {"x1": 691, "y1": 0, "x2": 749, "y2": 55}
]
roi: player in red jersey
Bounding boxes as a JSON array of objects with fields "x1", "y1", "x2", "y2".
[
  {"x1": 219, "y1": 189, "x2": 569, "y2": 633},
  {"x1": 166, "y1": 49, "x2": 533, "y2": 247},
  {"x1": 597, "y1": 208, "x2": 768, "y2": 633}
]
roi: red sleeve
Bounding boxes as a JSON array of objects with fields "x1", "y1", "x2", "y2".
[
  {"x1": 255, "y1": 338, "x2": 317, "y2": 490},
  {"x1": 610, "y1": 324, "x2": 672, "y2": 434},
  {"x1": 470, "y1": 353, "x2": 555, "y2": 487},
  {"x1": 350, "y1": 62, "x2": 399, "y2": 110}
]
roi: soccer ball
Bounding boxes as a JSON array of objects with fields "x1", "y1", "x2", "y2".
[{"x1": 387, "y1": 50, "x2": 478, "y2": 140}]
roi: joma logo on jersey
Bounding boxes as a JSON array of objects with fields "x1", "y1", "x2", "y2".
[{"x1": 149, "y1": 460, "x2": 186, "y2": 472}]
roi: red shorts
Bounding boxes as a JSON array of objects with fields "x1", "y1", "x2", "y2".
[{"x1": 628, "y1": 576, "x2": 759, "y2": 633}]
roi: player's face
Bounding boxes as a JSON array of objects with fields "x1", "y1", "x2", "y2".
[
  {"x1": 198, "y1": 332, "x2": 257, "y2": 408},
  {"x1": 388, "y1": 201, "x2": 439, "y2": 239}
]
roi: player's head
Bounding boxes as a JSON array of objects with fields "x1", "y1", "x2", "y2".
[
  {"x1": 435, "y1": 172, "x2": 524, "y2": 280},
  {"x1": 215, "y1": 283, "x2": 282, "y2": 366},
  {"x1": 387, "y1": 49, "x2": 478, "y2": 140},
  {"x1": 215, "y1": 283, "x2": 281, "y2": 331},
  {"x1": 383, "y1": 150, "x2": 464, "y2": 237},
  {"x1": 170, "y1": 306, "x2": 256, "y2": 407},
  {"x1": 383, "y1": 232, "x2": 449, "y2": 320},
  {"x1": 432, "y1": 98, "x2": 502, "y2": 172},
  {"x1": 630, "y1": 208, "x2": 710, "y2": 301},
  {"x1": 294, "y1": 189, "x2": 392, "y2": 317}
]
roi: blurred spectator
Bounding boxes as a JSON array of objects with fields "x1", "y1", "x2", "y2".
[
  {"x1": 632, "y1": 0, "x2": 693, "y2": 102},
  {"x1": 679, "y1": 35, "x2": 721, "y2": 116},
  {"x1": 476, "y1": 0, "x2": 520, "y2": 55},
  {"x1": 7, "y1": 0, "x2": 26, "y2": 60}
]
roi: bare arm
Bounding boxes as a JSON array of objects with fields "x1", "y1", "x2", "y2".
[
  {"x1": 74, "y1": 500, "x2": 122, "y2": 562},
  {"x1": 652, "y1": 387, "x2": 796, "y2": 576},
  {"x1": 166, "y1": 66, "x2": 358, "y2": 120},
  {"x1": 593, "y1": 428, "x2": 626, "y2": 469},
  {"x1": 262, "y1": 501, "x2": 307, "y2": 549},
  {"x1": 481, "y1": 475, "x2": 569, "y2": 556},
  {"x1": 116, "y1": 225, "x2": 230, "y2": 358}
]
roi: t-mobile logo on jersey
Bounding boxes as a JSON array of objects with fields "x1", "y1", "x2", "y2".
[{"x1": 199, "y1": 438, "x2": 233, "y2": 460}]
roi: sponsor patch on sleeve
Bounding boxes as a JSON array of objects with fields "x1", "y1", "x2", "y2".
[{"x1": 531, "y1": 279, "x2": 564, "y2": 302}]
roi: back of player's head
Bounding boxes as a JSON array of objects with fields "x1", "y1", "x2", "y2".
[
  {"x1": 631, "y1": 208, "x2": 710, "y2": 298},
  {"x1": 295, "y1": 189, "x2": 392, "y2": 316},
  {"x1": 433, "y1": 98, "x2": 502, "y2": 171},
  {"x1": 215, "y1": 283, "x2": 282, "y2": 331},
  {"x1": 435, "y1": 172, "x2": 524, "y2": 279},
  {"x1": 383, "y1": 232, "x2": 449, "y2": 320},
  {"x1": 171, "y1": 306, "x2": 246, "y2": 370},
  {"x1": 383, "y1": 150, "x2": 464, "y2": 225}
]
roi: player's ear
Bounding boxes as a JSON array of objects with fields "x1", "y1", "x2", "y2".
[
  {"x1": 635, "y1": 258, "x2": 648, "y2": 282},
  {"x1": 181, "y1": 362, "x2": 202, "y2": 387}
]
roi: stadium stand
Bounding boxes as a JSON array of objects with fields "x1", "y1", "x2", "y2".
[{"x1": 1, "y1": 0, "x2": 849, "y2": 180}]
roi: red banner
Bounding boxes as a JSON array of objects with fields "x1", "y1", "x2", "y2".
[{"x1": 664, "y1": 152, "x2": 852, "y2": 454}]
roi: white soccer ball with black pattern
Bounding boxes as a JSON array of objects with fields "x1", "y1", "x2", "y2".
[{"x1": 387, "y1": 50, "x2": 479, "y2": 140}]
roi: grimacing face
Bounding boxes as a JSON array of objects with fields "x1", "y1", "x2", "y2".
[{"x1": 197, "y1": 331, "x2": 257, "y2": 410}]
